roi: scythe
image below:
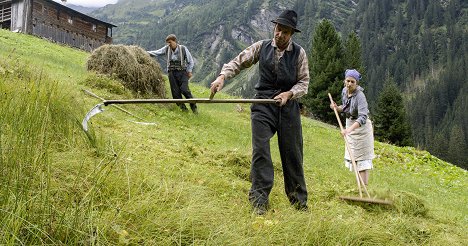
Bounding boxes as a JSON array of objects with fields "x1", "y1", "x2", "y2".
[{"x1": 82, "y1": 94, "x2": 279, "y2": 131}]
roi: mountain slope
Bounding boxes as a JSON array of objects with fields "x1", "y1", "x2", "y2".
[
  {"x1": 1, "y1": 29, "x2": 467, "y2": 245},
  {"x1": 90, "y1": 0, "x2": 357, "y2": 91},
  {"x1": 90, "y1": 0, "x2": 468, "y2": 167},
  {"x1": 66, "y1": 4, "x2": 99, "y2": 14}
]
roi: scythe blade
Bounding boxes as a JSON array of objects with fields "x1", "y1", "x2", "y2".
[{"x1": 82, "y1": 103, "x2": 104, "y2": 132}]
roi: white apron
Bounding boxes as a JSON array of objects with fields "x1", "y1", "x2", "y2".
[{"x1": 344, "y1": 118, "x2": 375, "y2": 161}]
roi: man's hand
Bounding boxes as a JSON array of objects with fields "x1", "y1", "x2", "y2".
[
  {"x1": 210, "y1": 75, "x2": 225, "y2": 94},
  {"x1": 274, "y1": 91, "x2": 293, "y2": 106},
  {"x1": 187, "y1": 72, "x2": 193, "y2": 79}
]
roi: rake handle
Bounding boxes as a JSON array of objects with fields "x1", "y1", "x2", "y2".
[{"x1": 328, "y1": 93, "x2": 370, "y2": 198}]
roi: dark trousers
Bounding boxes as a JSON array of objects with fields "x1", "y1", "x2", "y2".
[
  {"x1": 249, "y1": 100, "x2": 307, "y2": 207},
  {"x1": 168, "y1": 70, "x2": 197, "y2": 111}
]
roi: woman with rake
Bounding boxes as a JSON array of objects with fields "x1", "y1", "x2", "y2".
[{"x1": 330, "y1": 69, "x2": 375, "y2": 186}]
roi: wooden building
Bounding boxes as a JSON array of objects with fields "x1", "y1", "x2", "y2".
[
  {"x1": 0, "y1": 0, "x2": 116, "y2": 51},
  {"x1": 0, "y1": 0, "x2": 12, "y2": 29}
]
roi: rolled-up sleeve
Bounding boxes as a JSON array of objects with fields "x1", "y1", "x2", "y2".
[
  {"x1": 290, "y1": 47, "x2": 309, "y2": 99},
  {"x1": 356, "y1": 93, "x2": 369, "y2": 126}
]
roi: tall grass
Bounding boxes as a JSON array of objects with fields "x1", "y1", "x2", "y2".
[{"x1": 0, "y1": 54, "x2": 111, "y2": 244}]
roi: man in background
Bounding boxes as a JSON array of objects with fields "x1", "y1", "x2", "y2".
[{"x1": 148, "y1": 34, "x2": 197, "y2": 113}]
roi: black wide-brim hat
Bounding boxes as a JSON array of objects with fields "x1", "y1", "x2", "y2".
[{"x1": 271, "y1": 10, "x2": 301, "y2": 33}]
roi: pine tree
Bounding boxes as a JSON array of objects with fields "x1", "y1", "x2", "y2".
[
  {"x1": 303, "y1": 19, "x2": 344, "y2": 124},
  {"x1": 431, "y1": 131, "x2": 449, "y2": 160},
  {"x1": 343, "y1": 32, "x2": 365, "y2": 87},
  {"x1": 373, "y1": 79, "x2": 413, "y2": 146},
  {"x1": 448, "y1": 125, "x2": 468, "y2": 168}
]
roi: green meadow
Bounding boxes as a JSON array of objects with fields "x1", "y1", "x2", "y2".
[{"x1": 0, "y1": 29, "x2": 467, "y2": 245}]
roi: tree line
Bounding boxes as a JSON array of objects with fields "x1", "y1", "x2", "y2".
[{"x1": 351, "y1": 0, "x2": 467, "y2": 168}]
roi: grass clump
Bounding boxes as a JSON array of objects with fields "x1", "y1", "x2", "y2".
[
  {"x1": 392, "y1": 191, "x2": 429, "y2": 216},
  {"x1": 86, "y1": 44, "x2": 165, "y2": 98},
  {"x1": 218, "y1": 150, "x2": 252, "y2": 181}
]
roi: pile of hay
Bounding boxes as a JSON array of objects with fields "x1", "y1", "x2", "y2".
[
  {"x1": 392, "y1": 191, "x2": 428, "y2": 216},
  {"x1": 87, "y1": 44, "x2": 166, "y2": 98}
]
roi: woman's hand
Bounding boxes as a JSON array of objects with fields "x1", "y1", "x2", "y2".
[
  {"x1": 342, "y1": 122, "x2": 360, "y2": 136},
  {"x1": 330, "y1": 102, "x2": 342, "y2": 112}
]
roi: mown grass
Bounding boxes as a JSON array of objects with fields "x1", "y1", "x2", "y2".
[{"x1": 1, "y1": 29, "x2": 467, "y2": 245}]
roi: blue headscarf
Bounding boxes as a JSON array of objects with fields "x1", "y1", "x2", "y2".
[{"x1": 345, "y1": 69, "x2": 361, "y2": 81}]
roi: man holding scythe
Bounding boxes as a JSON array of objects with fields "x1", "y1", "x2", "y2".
[{"x1": 210, "y1": 10, "x2": 310, "y2": 215}]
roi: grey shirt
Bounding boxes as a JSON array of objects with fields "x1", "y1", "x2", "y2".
[{"x1": 341, "y1": 86, "x2": 369, "y2": 126}]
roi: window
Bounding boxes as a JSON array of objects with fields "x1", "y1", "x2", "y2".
[
  {"x1": 92, "y1": 24, "x2": 97, "y2": 32},
  {"x1": 68, "y1": 16, "x2": 73, "y2": 24}
]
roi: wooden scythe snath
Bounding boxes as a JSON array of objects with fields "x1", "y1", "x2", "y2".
[{"x1": 82, "y1": 94, "x2": 279, "y2": 131}]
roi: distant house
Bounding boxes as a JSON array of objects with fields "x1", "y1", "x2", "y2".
[{"x1": 0, "y1": 0, "x2": 116, "y2": 51}]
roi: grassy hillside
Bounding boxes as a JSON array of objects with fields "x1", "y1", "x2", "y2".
[{"x1": 0, "y1": 30, "x2": 467, "y2": 245}]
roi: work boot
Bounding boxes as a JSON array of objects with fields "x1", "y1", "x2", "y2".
[{"x1": 190, "y1": 104, "x2": 198, "y2": 114}]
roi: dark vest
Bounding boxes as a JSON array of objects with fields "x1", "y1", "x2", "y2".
[{"x1": 256, "y1": 40, "x2": 300, "y2": 98}]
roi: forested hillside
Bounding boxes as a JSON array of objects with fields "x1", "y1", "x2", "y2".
[
  {"x1": 351, "y1": 0, "x2": 467, "y2": 168},
  {"x1": 90, "y1": 0, "x2": 467, "y2": 168}
]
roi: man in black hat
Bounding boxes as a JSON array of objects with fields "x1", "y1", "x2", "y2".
[{"x1": 210, "y1": 10, "x2": 309, "y2": 215}]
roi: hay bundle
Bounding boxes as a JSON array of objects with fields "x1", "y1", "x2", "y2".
[
  {"x1": 87, "y1": 44, "x2": 165, "y2": 98},
  {"x1": 393, "y1": 191, "x2": 428, "y2": 216}
]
